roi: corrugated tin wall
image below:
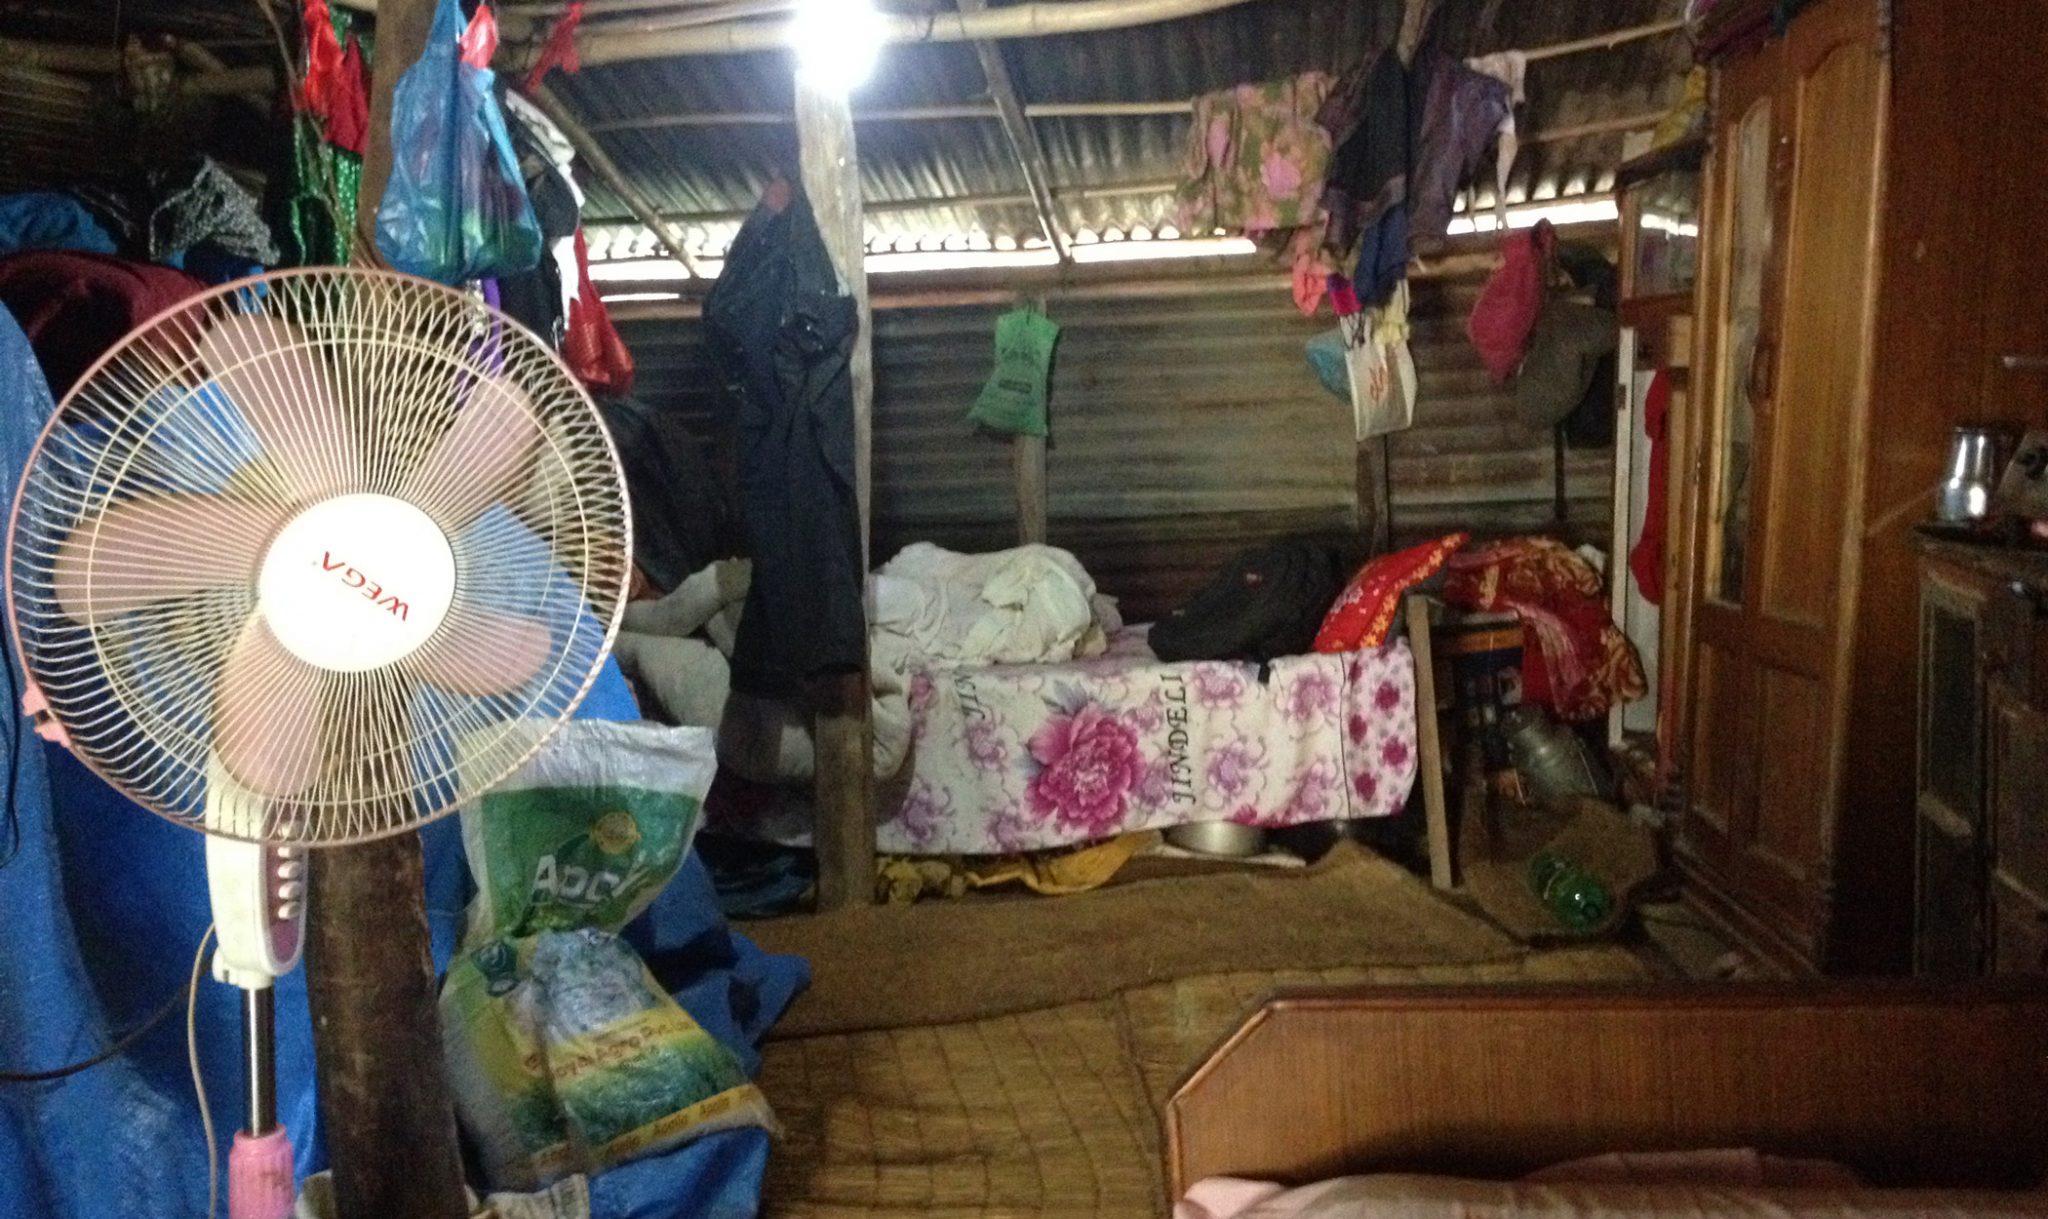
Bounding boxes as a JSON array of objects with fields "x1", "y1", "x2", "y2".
[{"x1": 614, "y1": 259, "x2": 1610, "y2": 622}]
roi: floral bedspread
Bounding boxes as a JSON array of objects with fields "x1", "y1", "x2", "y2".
[{"x1": 879, "y1": 634, "x2": 1417, "y2": 855}]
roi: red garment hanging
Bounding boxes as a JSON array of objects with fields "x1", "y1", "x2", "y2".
[{"x1": 1628, "y1": 369, "x2": 1671, "y2": 605}]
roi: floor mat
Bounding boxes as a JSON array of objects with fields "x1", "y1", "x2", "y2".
[
  {"x1": 756, "y1": 946, "x2": 1653, "y2": 1219},
  {"x1": 746, "y1": 842, "x2": 1524, "y2": 1038}
]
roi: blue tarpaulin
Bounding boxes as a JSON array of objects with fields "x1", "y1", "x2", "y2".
[{"x1": 0, "y1": 303, "x2": 806, "y2": 1219}]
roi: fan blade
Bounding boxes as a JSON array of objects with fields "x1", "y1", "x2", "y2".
[
  {"x1": 197, "y1": 314, "x2": 357, "y2": 498},
  {"x1": 399, "y1": 377, "x2": 539, "y2": 535},
  {"x1": 54, "y1": 494, "x2": 286, "y2": 625},
  {"x1": 407, "y1": 606, "x2": 553, "y2": 696},
  {"x1": 216, "y1": 616, "x2": 327, "y2": 798}
]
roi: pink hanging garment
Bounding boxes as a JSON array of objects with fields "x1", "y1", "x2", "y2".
[{"x1": 1466, "y1": 218, "x2": 1552, "y2": 383}]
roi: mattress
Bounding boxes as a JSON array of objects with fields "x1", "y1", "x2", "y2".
[{"x1": 876, "y1": 632, "x2": 1418, "y2": 855}]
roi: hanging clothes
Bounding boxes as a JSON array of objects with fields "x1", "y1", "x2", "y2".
[
  {"x1": 1316, "y1": 47, "x2": 1409, "y2": 259},
  {"x1": 1464, "y1": 50, "x2": 1526, "y2": 232},
  {"x1": 496, "y1": 86, "x2": 585, "y2": 344},
  {"x1": 703, "y1": 193, "x2": 867, "y2": 698},
  {"x1": 1176, "y1": 72, "x2": 1335, "y2": 236},
  {"x1": 1407, "y1": 47, "x2": 1512, "y2": 250},
  {"x1": 1350, "y1": 200, "x2": 1409, "y2": 308},
  {"x1": 1628, "y1": 370, "x2": 1673, "y2": 606}
]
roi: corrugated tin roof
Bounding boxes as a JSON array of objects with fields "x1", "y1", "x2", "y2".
[
  {"x1": 559, "y1": 0, "x2": 1689, "y2": 257},
  {"x1": 1, "y1": 0, "x2": 1686, "y2": 259}
]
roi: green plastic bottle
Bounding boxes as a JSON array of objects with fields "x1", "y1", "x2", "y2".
[{"x1": 1528, "y1": 851, "x2": 1615, "y2": 932}]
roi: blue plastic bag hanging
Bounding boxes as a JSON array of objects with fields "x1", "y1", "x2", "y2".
[{"x1": 375, "y1": 0, "x2": 543, "y2": 284}]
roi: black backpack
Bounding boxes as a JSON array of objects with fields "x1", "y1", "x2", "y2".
[{"x1": 1149, "y1": 538, "x2": 1347, "y2": 664}]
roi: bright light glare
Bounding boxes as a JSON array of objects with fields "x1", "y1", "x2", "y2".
[
  {"x1": 1070, "y1": 236, "x2": 1258, "y2": 264},
  {"x1": 1447, "y1": 196, "x2": 1618, "y2": 235},
  {"x1": 793, "y1": 0, "x2": 886, "y2": 94}
]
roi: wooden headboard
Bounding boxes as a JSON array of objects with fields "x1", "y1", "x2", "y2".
[{"x1": 1165, "y1": 983, "x2": 2048, "y2": 1199}]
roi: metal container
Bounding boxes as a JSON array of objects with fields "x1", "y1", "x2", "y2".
[
  {"x1": 1165, "y1": 821, "x2": 1268, "y2": 857},
  {"x1": 1503, "y1": 705, "x2": 1611, "y2": 802},
  {"x1": 1937, "y1": 425, "x2": 2019, "y2": 523}
]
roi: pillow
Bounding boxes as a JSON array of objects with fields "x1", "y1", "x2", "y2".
[{"x1": 1313, "y1": 533, "x2": 1468, "y2": 653}]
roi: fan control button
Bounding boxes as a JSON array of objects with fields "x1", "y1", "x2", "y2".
[
  {"x1": 276, "y1": 859, "x2": 305, "y2": 881},
  {"x1": 276, "y1": 881, "x2": 305, "y2": 903},
  {"x1": 276, "y1": 901, "x2": 303, "y2": 922}
]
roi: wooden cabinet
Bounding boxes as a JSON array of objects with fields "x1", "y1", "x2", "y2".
[
  {"x1": 1912, "y1": 542, "x2": 2048, "y2": 979},
  {"x1": 1671, "y1": 0, "x2": 2048, "y2": 973}
]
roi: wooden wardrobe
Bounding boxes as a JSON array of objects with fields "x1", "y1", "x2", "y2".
[{"x1": 1670, "y1": 0, "x2": 2048, "y2": 974}]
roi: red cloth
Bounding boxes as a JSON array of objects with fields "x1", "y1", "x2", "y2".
[
  {"x1": 1315, "y1": 534, "x2": 1468, "y2": 653},
  {"x1": 0, "y1": 252, "x2": 208, "y2": 395},
  {"x1": 1628, "y1": 369, "x2": 1671, "y2": 605},
  {"x1": 301, "y1": 0, "x2": 344, "y2": 114},
  {"x1": 300, "y1": 0, "x2": 368, "y2": 154},
  {"x1": 1442, "y1": 536, "x2": 1646, "y2": 722},
  {"x1": 523, "y1": 0, "x2": 586, "y2": 91},
  {"x1": 563, "y1": 230, "x2": 634, "y2": 397},
  {"x1": 1466, "y1": 219, "x2": 1553, "y2": 383}
]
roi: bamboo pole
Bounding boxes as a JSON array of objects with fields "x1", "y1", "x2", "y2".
[
  {"x1": 577, "y1": 0, "x2": 1267, "y2": 65},
  {"x1": 589, "y1": 103, "x2": 1662, "y2": 140},
  {"x1": 527, "y1": 84, "x2": 708, "y2": 277},
  {"x1": 1523, "y1": 17, "x2": 1687, "y2": 61},
  {"x1": 958, "y1": 0, "x2": 1069, "y2": 262}
]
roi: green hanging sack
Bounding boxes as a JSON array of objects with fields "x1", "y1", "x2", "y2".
[{"x1": 967, "y1": 306, "x2": 1060, "y2": 437}]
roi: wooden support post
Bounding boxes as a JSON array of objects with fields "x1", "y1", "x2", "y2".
[
  {"x1": 796, "y1": 74, "x2": 876, "y2": 909},
  {"x1": 1355, "y1": 439, "x2": 1390, "y2": 555},
  {"x1": 304, "y1": 836, "x2": 470, "y2": 1219},
  {"x1": 1405, "y1": 595, "x2": 1455, "y2": 890},
  {"x1": 1015, "y1": 434, "x2": 1047, "y2": 544},
  {"x1": 528, "y1": 84, "x2": 708, "y2": 278},
  {"x1": 305, "y1": 3, "x2": 471, "y2": 1215},
  {"x1": 957, "y1": 0, "x2": 1068, "y2": 261}
]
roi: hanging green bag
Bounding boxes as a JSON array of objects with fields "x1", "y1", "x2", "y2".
[{"x1": 967, "y1": 306, "x2": 1059, "y2": 437}]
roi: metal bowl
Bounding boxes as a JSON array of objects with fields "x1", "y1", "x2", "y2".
[{"x1": 1165, "y1": 821, "x2": 1269, "y2": 857}]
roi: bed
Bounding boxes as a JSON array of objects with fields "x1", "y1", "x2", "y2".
[
  {"x1": 874, "y1": 627, "x2": 1421, "y2": 856},
  {"x1": 1165, "y1": 982, "x2": 2048, "y2": 1215}
]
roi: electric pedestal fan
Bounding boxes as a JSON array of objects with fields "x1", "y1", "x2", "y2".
[{"x1": 7, "y1": 268, "x2": 630, "y2": 1219}]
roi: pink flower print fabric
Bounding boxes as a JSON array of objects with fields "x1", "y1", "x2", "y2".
[
  {"x1": 875, "y1": 636, "x2": 1419, "y2": 854},
  {"x1": 1177, "y1": 72, "x2": 1335, "y2": 237}
]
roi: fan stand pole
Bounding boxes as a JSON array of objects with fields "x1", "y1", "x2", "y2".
[{"x1": 304, "y1": 833, "x2": 471, "y2": 1219}]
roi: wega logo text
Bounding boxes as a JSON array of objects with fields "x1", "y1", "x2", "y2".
[{"x1": 318, "y1": 552, "x2": 411, "y2": 620}]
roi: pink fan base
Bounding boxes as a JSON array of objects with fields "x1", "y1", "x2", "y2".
[{"x1": 230, "y1": 1128, "x2": 296, "y2": 1219}]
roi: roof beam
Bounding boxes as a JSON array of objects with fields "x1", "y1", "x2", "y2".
[
  {"x1": 527, "y1": 83, "x2": 709, "y2": 277},
  {"x1": 587, "y1": 104, "x2": 1665, "y2": 144},
  {"x1": 957, "y1": 0, "x2": 1069, "y2": 262},
  {"x1": 573, "y1": 0, "x2": 1267, "y2": 66}
]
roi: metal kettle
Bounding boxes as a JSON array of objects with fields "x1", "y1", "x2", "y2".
[{"x1": 1937, "y1": 425, "x2": 2018, "y2": 523}]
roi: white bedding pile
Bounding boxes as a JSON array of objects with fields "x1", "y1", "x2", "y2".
[{"x1": 609, "y1": 544, "x2": 1118, "y2": 783}]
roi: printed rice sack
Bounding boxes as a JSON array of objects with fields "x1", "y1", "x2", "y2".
[{"x1": 441, "y1": 720, "x2": 774, "y2": 1192}]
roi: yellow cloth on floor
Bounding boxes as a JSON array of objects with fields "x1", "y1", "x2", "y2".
[{"x1": 874, "y1": 832, "x2": 1159, "y2": 904}]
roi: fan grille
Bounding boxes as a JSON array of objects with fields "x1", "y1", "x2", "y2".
[{"x1": 7, "y1": 269, "x2": 631, "y2": 844}]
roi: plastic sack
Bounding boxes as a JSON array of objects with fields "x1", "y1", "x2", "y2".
[
  {"x1": 442, "y1": 720, "x2": 775, "y2": 1192},
  {"x1": 966, "y1": 306, "x2": 1058, "y2": 437},
  {"x1": 1467, "y1": 219, "x2": 1554, "y2": 383},
  {"x1": 375, "y1": 0, "x2": 543, "y2": 284},
  {"x1": 1306, "y1": 299, "x2": 1415, "y2": 441},
  {"x1": 563, "y1": 230, "x2": 634, "y2": 397}
]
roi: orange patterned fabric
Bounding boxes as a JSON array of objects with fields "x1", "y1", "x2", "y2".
[
  {"x1": 1441, "y1": 537, "x2": 1646, "y2": 722},
  {"x1": 1314, "y1": 534, "x2": 1469, "y2": 653}
]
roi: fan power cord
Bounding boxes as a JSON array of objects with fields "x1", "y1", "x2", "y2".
[
  {"x1": 187, "y1": 924, "x2": 220, "y2": 1219},
  {"x1": 0, "y1": 962, "x2": 188, "y2": 1083}
]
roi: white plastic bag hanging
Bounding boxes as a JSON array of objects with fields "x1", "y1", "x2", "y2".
[{"x1": 1343, "y1": 281, "x2": 1416, "y2": 440}]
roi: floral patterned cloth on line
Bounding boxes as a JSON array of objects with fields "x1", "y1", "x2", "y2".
[
  {"x1": 1177, "y1": 72, "x2": 1336, "y2": 237},
  {"x1": 879, "y1": 633, "x2": 1417, "y2": 856}
]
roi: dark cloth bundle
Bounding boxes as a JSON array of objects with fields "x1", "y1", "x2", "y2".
[
  {"x1": 594, "y1": 393, "x2": 738, "y2": 594},
  {"x1": 1149, "y1": 538, "x2": 1349, "y2": 664}
]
